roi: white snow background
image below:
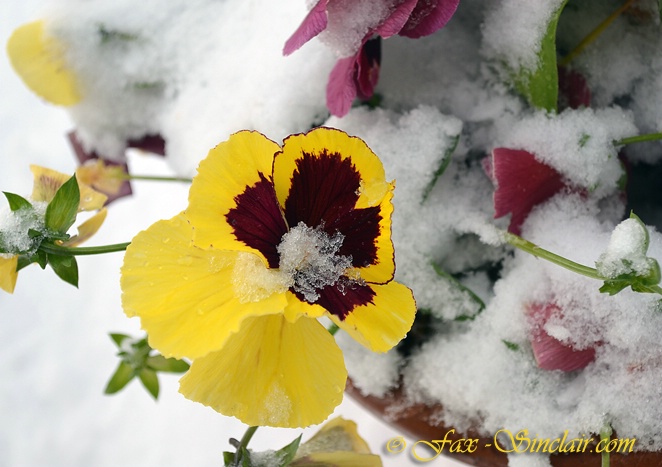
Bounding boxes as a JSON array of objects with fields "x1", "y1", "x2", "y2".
[{"x1": 0, "y1": 2, "x2": 464, "y2": 466}]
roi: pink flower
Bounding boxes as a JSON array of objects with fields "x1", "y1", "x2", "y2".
[
  {"x1": 284, "y1": 0, "x2": 460, "y2": 116},
  {"x1": 484, "y1": 148, "x2": 566, "y2": 235},
  {"x1": 527, "y1": 302, "x2": 596, "y2": 372}
]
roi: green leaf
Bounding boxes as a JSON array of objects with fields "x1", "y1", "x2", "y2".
[
  {"x1": 629, "y1": 211, "x2": 650, "y2": 251},
  {"x1": 109, "y1": 333, "x2": 131, "y2": 347},
  {"x1": 146, "y1": 355, "x2": 190, "y2": 373},
  {"x1": 104, "y1": 362, "x2": 135, "y2": 394},
  {"x1": 47, "y1": 253, "x2": 79, "y2": 287},
  {"x1": 421, "y1": 135, "x2": 459, "y2": 203},
  {"x1": 223, "y1": 452, "x2": 235, "y2": 466},
  {"x1": 139, "y1": 368, "x2": 160, "y2": 399},
  {"x1": 44, "y1": 175, "x2": 80, "y2": 234},
  {"x1": 659, "y1": 0, "x2": 662, "y2": 23},
  {"x1": 3, "y1": 192, "x2": 32, "y2": 211},
  {"x1": 513, "y1": 0, "x2": 568, "y2": 112},
  {"x1": 502, "y1": 340, "x2": 520, "y2": 351},
  {"x1": 274, "y1": 435, "x2": 302, "y2": 466}
]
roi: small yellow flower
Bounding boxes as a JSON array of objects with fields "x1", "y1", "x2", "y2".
[
  {"x1": 6, "y1": 20, "x2": 81, "y2": 106},
  {"x1": 291, "y1": 417, "x2": 382, "y2": 466},
  {"x1": 76, "y1": 159, "x2": 128, "y2": 198},
  {"x1": 121, "y1": 128, "x2": 416, "y2": 427},
  {"x1": 31, "y1": 165, "x2": 107, "y2": 210}
]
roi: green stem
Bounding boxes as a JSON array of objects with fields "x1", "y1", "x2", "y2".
[
  {"x1": 600, "y1": 425, "x2": 613, "y2": 467},
  {"x1": 121, "y1": 174, "x2": 192, "y2": 183},
  {"x1": 559, "y1": 0, "x2": 634, "y2": 67},
  {"x1": 40, "y1": 241, "x2": 130, "y2": 256},
  {"x1": 614, "y1": 132, "x2": 662, "y2": 146},
  {"x1": 233, "y1": 426, "x2": 259, "y2": 465},
  {"x1": 504, "y1": 232, "x2": 603, "y2": 280}
]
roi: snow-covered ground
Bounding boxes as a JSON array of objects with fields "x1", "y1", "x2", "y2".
[{"x1": 0, "y1": 2, "x2": 464, "y2": 466}]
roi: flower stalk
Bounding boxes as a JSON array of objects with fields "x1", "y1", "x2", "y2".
[{"x1": 39, "y1": 241, "x2": 130, "y2": 256}]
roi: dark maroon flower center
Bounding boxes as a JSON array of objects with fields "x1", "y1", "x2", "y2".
[{"x1": 226, "y1": 151, "x2": 382, "y2": 319}]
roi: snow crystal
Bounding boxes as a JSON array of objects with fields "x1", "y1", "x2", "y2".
[
  {"x1": 278, "y1": 222, "x2": 353, "y2": 303},
  {"x1": 0, "y1": 201, "x2": 46, "y2": 255},
  {"x1": 231, "y1": 252, "x2": 292, "y2": 304}
]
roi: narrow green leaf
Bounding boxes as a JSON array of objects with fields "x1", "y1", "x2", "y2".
[
  {"x1": 274, "y1": 435, "x2": 302, "y2": 466},
  {"x1": 502, "y1": 340, "x2": 520, "y2": 351},
  {"x1": 3, "y1": 192, "x2": 32, "y2": 212},
  {"x1": 432, "y1": 263, "x2": 485, "y2": 318},
  {"x1": 146, "y1": 355, "x2": 190, "y2": 373},
  {"x1": 139, "y1": 368, "x2": 160, "y2": 399},
  {"x1": 104, "y1": 362, "x2": 135, "y2": 394},
  {"x1": 44, "y1": 175, "x2": 80, "y2": 234},
  {"x1": 421, "y1": 135, "x2": 459, "y2": 203},
  {"x1": 109, "y1": 333, "x2": 131, "y2": 347},
  {"x1": 35, "y1": 250, "x2": 48, "y2": 269},
  {"x1": 47, "y1": 253, "x2": 79, "y2": 287},
  {"x1": 513, "y1": 0, "x2": 568, "y2": 112},
  {"x1": 629, "y1": 211, "x2": 650, "y2": 251}
]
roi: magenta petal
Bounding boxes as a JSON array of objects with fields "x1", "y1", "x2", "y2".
[
  {"x1": 326, "y1": 53, "x2": 359, "y2": 117},
  {"x1": 491, "y1": 148, "x2": 566, "y2": 235},
  {"x1": 355, "y1": 37, "x2": 381, "y2": 99},
  {"x1": 283, "y1": 0, "x2": 329, "y2": 55},
  {"x1": 375, "y1": 0, "x2": 419, "y2": 38},
  {"x1": 399, "y1": 0, "x2": 460, "y2": 38},
  {"x1": 528, "y1": 303, "x2": 596, "y2": 372}
]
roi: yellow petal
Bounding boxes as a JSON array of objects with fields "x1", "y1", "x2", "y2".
[
  {"x1": 186, "y1": 131, "x2": 284, "y2": 264},
  {"x1": 291, "y1": 452, "x2": 382, "y2": 467},
  {"x1": 274, "y1": 127, "x2": 392, "y2": 211},
  {"x1": 296, "y1": 417, "x2": 373, "y2": 457},
  {"x1": 120, "y1": 213, "x2": 287, "y2": 360},
  {"x1": 63, "y1": 208, "x2": 107, "y2": 246},
  {"x1": 76, "y1": 160, "x2": 126, "y2": 196},
  {"x1": 6, "y1": 20, "x2": 81, "y2": 106},
  {"x1": 0, "y1": 255, "x2": 19, "y2": 294},
  {"x1": 333, "y1": 281, "x2": 416, "y2": 353},
  {"x1": 30, "y1": 165, "x2": 107, "y2": 211},
  {"x1": 273, "y1": 127, "x2": 395, "y2": 283},
  {"x1": 179, "y1": 314, "x2": 347, "y2": 428},
  {"x1": 283, "y1": 290, "x2": 326, "y2": 322}
]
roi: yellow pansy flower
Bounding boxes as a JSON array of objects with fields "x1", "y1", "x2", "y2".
[
  {"x1": 6, "y1": 20, "x2": 81, "y2": 106},
  {"x1": 121, "y1": 128, "x2": 416, "y2": 427}
]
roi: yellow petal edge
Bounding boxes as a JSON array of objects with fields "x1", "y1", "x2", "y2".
[{"x1": 7, "y1": 20, "x2": 81, "y2": 106}]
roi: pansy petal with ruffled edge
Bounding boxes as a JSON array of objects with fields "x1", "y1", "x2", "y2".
[
  {"x1": 186, "y1": 131, "x2": 287, "y2": 267},
  {"x1": 329, "y1": 281, "x2": 416, "y2": 352},
  {"x1": 179, "y1": 314, "x2": 346, "y2": 428},
  {"x1": 121, "y1": 214, "x2": 288, "y2": 360},
  {"x1": 274, "y1": 127, "x2": 395, "y2": 284}
]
